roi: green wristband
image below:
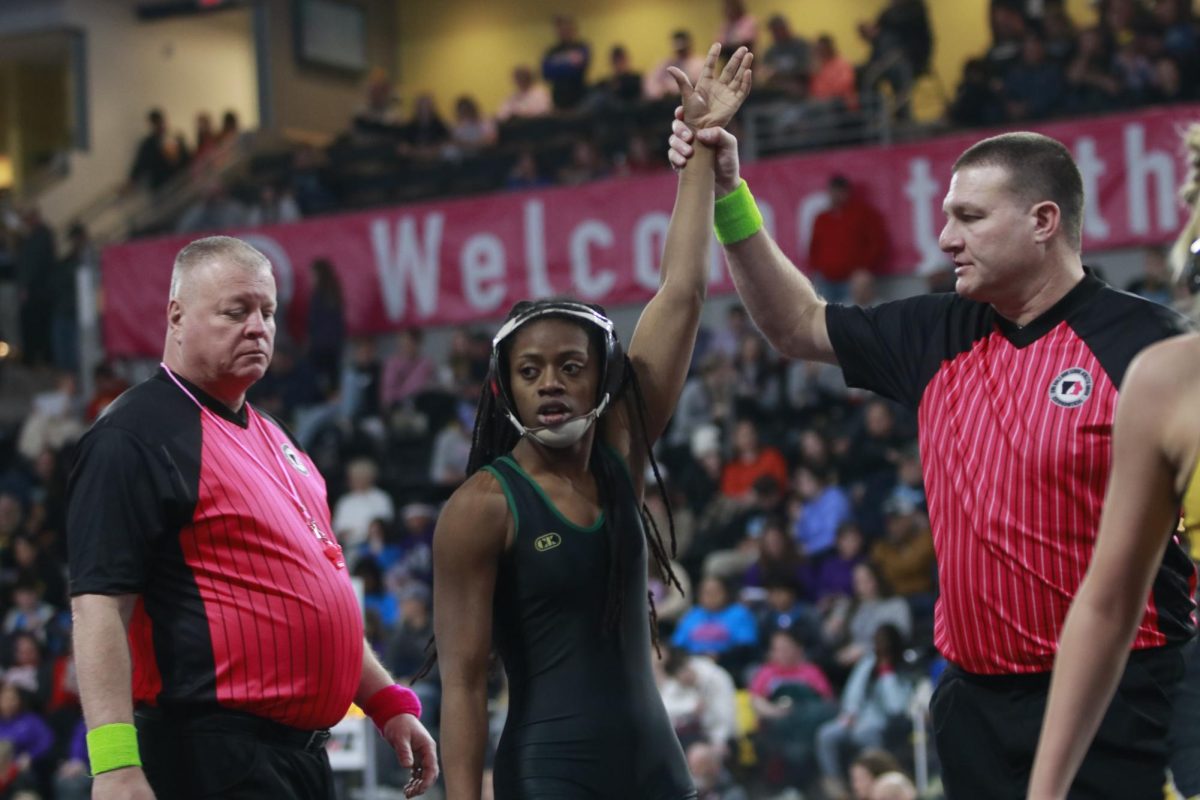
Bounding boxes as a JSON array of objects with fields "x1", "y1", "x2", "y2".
[
  {"x1": 87, "y1": 722, "x2": 142, "y2": 776},
  {"x1": 713, "y1": 179, "x2": 764, "y2": 245}
]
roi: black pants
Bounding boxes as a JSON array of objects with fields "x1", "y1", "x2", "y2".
[
  {"x1": 135, "y1": 706, "x2": 336, "y2": 800},
  {"x1": 931, "y1": 646, "x2": 1184, "y2": 800}
]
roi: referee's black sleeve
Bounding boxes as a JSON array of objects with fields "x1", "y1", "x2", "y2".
[
  {"x1": 67, "y1": 427, "x2": 173, "y2": 596},
  {"x1": 825, "y1": 293, "x2": 956, "y2": 409}
]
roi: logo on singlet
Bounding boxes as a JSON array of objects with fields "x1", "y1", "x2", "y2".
[
  {"x1": 1049, "y1": 367, "x2": 1093, "y2": 408},
  {"x1": 281, "y1": 442, "x2": 310, "y2": 475},
  {"x1": 534, "y1": 533, "x2": 562, "y2": 552}
]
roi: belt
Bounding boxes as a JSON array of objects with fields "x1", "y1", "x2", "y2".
[{"x1": 135, "y1": 705, "x2": 332, "y2": 753}]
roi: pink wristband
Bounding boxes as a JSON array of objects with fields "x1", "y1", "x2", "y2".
[{"x1": 363, "y1": 685, "x2": 422, "y2": 731}]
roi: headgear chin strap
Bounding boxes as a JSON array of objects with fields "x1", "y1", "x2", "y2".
[
  {"x1": 504, "y1": 398, "x2": 611, "y2": 449},
  {"x1": 490, "y1": 301, "x2": 624, "y2": 448}
]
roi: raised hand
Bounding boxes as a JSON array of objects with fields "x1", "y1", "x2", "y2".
[{"x1": 667, "y1": 43, "x2": 753, "y2": 131}]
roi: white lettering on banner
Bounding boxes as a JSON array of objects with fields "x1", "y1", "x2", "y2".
[
  {"x1": 634, "y1": 212, "x2": 670, "y2": 290},
  {"x1": 796, "y1": 193, "x2": 831, "y2": 266},
  {"x1": 1124, "y1": 123, "x2": 1178, "y2": 235},
  {"x1": 461, "y1": 234, "x2": 506, "y2": 312},
  {"x1": 1074, "y1": 137, "x2": 1111, "y2": 240},
  {"x1": 570, "y1": 221, "x2": 615, "y2": 298},
  {"x1": 371, "y1": 214, "x2": 443, "y2": 321},
  {"x1": 905, "y1": 158, "x2": 944, "y2": 274},
  {"x1": 237, "y1": 234, "x2": 294, "y2": 305},
  {"x1": 523, "y1": 200, "x2": 554, "y2": 298}
]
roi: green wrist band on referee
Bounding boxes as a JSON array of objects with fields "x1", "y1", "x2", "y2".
[
  {"x1": 713, "y1": 179, "x2": 764, "y2": 245},
  {"x1": 86, "y1": 723, "x2": 142, "y2": 776}
]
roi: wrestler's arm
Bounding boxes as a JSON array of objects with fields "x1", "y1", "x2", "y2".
[
  {"x1": 1028, "y1": 338, "x2": 1194, "y2": 799},
  {"x1": 434, "y1": 472, "x2": 510, "y2": 800}
]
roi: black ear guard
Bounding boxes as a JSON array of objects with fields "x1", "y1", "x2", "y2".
[{"x1": 488, "y1": 302, "x2": 625, "y2": 419}]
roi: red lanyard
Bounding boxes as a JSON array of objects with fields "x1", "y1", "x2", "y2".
[{"x1": 161, "y1": 364, "x2": 345, "y2": 569}]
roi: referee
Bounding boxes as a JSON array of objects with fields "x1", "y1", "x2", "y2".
[
  {"x1": 66, "y1": 236, "x2": 438, "y2": 799},
  {"x1": 667, "y1": 127, "x2": 1196, "y2": 796}
]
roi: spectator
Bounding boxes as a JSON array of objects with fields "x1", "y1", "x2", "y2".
[
  {"x1": 1003, "y1": 31, "x2": 1067, "y2": 120},
  {"x1": 496, "y1": 65, "x2": 553, "y2": 122},
  {"x1": 949, "y1": 57, "x2": 1005, "y2": 127},
  {"x1": 557, "y1": 139, "x2": 610, "y2": 186},
  {"x1": 1066, "y1": 27, "x2": 1121, "y2": 112},
  {"x1": 245, "y1": 184, "x2": 301, "y2": 228},
  {"x1": 353, "y1": 556, "x2": 398, "y2": 630},
  {"x1": 849, "y1": 748, "x2": 903, "y2": 800},
  {"x1": 824, "y1": 562, "x2": 913, "y2": 669},
  {"x1": 1127, "y1": 246, "x2": 1173, "y2": 305},
  {"x1": 841, "y1": 399, "x2": 907, "y2": 486},
  {"x1": 808, "y1": 175, "x2": 889, "y2": 300},
  {"x1": 15, "y1": 207, "x2": 55, "y2": 367},
  {"x1": 174, "y1": 180, "x2": 248, "y2": 234},
  {"x1": 290, "y1": 144, "x2": 337, "y2": 215},
  {"x1": 810, "y1": 35, "x2": 859, "y2": 110},
  {"x1": 870, "y1": 492, "x2": 935, "y2": 599},
  {"x1": 4, "y1": 633, "x2": 52, "y2": 709},
  {"x1": 83, "y1": 363, "x2": 128, "y2": 423},
  {"x1": 655, "y1": 643, "x2": 738, "y2": 754},
  {"x1": 716, "y1": 0, "x2": 758, "y2": 59},
  {"x1": 541, "y1": 15, "x2": 591, "y2": 111},
  {"x1": 730, "y1": 334, "x2": 781, "y2": 422},
  {"x1": 744, "y1": 518, "x2": 813, "y2": 596},
  {"x1": 504, "y1": 149, "x2": 551, "y2": 190},
  {"x1": 815, "y1": 624, "x2": 912, "y2": 796},
  {"x1": 391, "y1": 502, "x2": 435, "y2": 587},
  {"x1": 218, "y1": 109, "x2": 240, "y2": 144},
  {"x1": 0, "y1": 681, "x2": 53, "y2": 773},
  {"x1": 128, "y1": 108, "x2": 189, "y2": 191},
  {"x1": 588, "y1": 45, "x2": 643, "y2": 109},
  {"x1": 402, "y1": 93, "x2": 450, "y2": 154},
  {"x1": 1149, "y1": 54, "x2": 1186, "y2": 103},
  {"x1": 305, "y1": 258, "x2": 345, "y2": 395},
  {"x1": 672, "y1": 576, "x2": 759, "y2": 667},
  {"x1": 858, "y1": 0, "x2": 933, "y2": 113},
  {"x1": 785, "y1": 358, "x2": 850, "y2": 419},
  {"x1": 749, "y1": 628, "x2": 834, "y2": 704},
  {"x1": 353, "y1": 68, "x2": 403, "y2": 131},
  {"x1": 687, "y1": 741, "x2": 749, "y2": 800},
  {"x1": 759, "y1": 14, "x2": 812, "y2": 92},
  {"x1": 9, "y1": 535, "x2": 66, "y2": 613},
  {"x1": 814, "y1": 522, "x2": 868, "y2": 604},
  {"x1": 448, "y1": 96, "x2": 498, "y2": 154},
  {"x1": 51, "y1": 223, "x2": 89, "y2": 372},
  {"x1": 708, "y1": 304, "x2": 752, "y2": 361},
  {"x1": 193, "y1": 111, "x2": 218, "y2": 161},
  {"x1": 332, "y1": 458, "x2": 395, "y2": 549},
  {"x1": 2, "y1": 581, "x2": 54, "y2": 645},
  {"x1": 793, "y1": 464, "x2": 853, "y2": 559},
  {"x1": 17, "y1": 372, "x2": 84, "y2": 464},
  {"x1": 985, "y1": 2, "x2": 1029, "y2": 81},
  {"x1": 720, "y1": 419, "x2": 789, "y2": 501},
  {"x1": 1112, "y1": 26, "x2": 1157, "y2": 104},
  {"x1": 380, "y1": 328, "x2": 435, "y2": 410},
  {"x1": 645, "y1": 30, "x2": 706, "y2": 99},
  {"x1": 670, "y1": 355, "x2": 734, "y2": 453},
  {"x1": 1042, "y1": 1, "x2": 1079, "y2": 65},
  {"x1": 429, "y1": 409, "x2": 472, "y2": 489},
  {"x1": 341, "y1": 337, "x2": 383, "y2": 420},
  {"x1": 615, "y1": 132, "x2": 666, "y2": 177},
  {"x1": 678, "y1": 424, "x2": 724, "y2": 517}
]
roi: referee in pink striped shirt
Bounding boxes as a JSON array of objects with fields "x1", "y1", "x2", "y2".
[
  {"x1": 67, "y1": 236, "x2": 439, "y2": 799},
  {"x1": 669, "y1": 123, "x2": 1196, "y2": 797}
]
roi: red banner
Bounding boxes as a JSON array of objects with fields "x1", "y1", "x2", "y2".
[{"x1": 103, "y1": 104, "x2": 1200, "y2": 356}]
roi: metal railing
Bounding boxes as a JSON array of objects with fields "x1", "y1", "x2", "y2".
[{"x1": 740, "y1": 92, "x2": 893, "y2": 162}]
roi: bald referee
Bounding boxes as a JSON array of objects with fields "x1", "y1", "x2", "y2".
[
  {"x1": 67, "y1": 236, "x2": 438, "y2": 799},
  {"x1": 669, "y1": 126, "x2": 1196, "y2": 797}
]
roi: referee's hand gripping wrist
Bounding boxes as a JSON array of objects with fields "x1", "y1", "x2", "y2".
[{"x1": 92, "y1": 766, "x2": 156, "y2": 800}]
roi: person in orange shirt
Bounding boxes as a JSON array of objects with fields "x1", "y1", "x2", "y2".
[
  {"x1": 720, "y1": 418, "x2": 789, "y2": 499},
  {"x1": 810, "y1": 35, "x2": 859, "y2": 110}
]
